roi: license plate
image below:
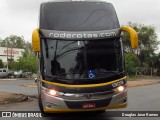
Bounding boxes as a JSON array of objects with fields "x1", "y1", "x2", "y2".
[{"x1": 82, "y1": 103, "x2": 96, "y2": 109}]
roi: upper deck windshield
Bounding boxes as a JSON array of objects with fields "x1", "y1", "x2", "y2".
[
  {"x1": 40, "y1": 1, "x2": 124, "y2": 84},
  {"x1": 40, "y1": 1, "x2": 120, "y2": 31}
]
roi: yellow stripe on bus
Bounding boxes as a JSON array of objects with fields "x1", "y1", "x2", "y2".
[{"x1": 42, "y1": 76, "x2": 126, "y2": 88}]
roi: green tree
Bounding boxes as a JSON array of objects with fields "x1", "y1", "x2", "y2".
[
  {"x1": 0, "y1": 35, "x2": 34, "y2": 70},
  {"x1": 122, "y1": 22, "x2": 159, "y2": 67},
  {"x1": 10, "y1": 61, "x2": 18, "y2": 71},
  {"x1": 11, "y1": 54, "x2": 38, "y2": 74},
  {"x1": 0, "y1": 35, "x2": 25, "y2": 48},
  {"x1": 125, "y1": 53, "x2": 140, "y2": 76},
  {"x1": 0, "y1": 59, "x2": 4, "y2": 68},
  {"x1": 22, "y1": 42, "x2": 34, "y2": 57},
  {"x1": 0, "y1": 35, "x2": 33, "y2": 55}
]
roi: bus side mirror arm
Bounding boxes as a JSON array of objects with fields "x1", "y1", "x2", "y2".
[
  {"x1": 32, "y1": 28, "x2": 40, "y2": 52},
  {"x1": 121, "y1": 26, "x2": 138, "y2": 49}
]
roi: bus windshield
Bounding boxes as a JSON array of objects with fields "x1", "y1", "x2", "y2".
[{"x1": 41, "y1": 38, "x2": 124, "y2": 83}]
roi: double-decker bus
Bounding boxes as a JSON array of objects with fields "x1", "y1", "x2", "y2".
[{"x1": 32, "y1": 0, "x2": 138, "y2": 113}]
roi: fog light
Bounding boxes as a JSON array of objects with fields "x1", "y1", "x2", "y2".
[
  {"x1": 46, "y1": 102, "x2": 60, "y2": 108},
  {"x1": 117, "y1": 86, "x2": 124, "y2": 92},
  {"x1": 49, "y1": 89, "x2": 58, "y2": 96}
]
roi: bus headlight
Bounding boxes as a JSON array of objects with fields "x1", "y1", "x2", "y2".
[
  {"x1": 44, "y1": 88, "x2": 64, "y2": 97},
  {"x1": 45, "y1": 88, "x2": 59, "y2": 96},
  {"x1": 117, "y1": 86, "x2": 125, "y2": 92},
  {"x1": 49, "y1": 89, "x2": 58, "y2": 96}
]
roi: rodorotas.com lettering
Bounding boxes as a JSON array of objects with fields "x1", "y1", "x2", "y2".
[{"x1": 49, "y1": 32, "x2": 117, "y2": 39}]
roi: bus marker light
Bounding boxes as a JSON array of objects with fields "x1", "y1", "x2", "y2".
[{"x1": 117, "y1": 86, "x2": 124, "y2": 92}]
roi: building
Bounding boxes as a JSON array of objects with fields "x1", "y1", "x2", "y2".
[{"x1": 0, "y1": 47, "x2": 24, "y2": 64}]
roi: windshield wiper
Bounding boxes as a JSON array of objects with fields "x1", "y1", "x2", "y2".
[{"x1": 44, "y1": 39, "x2": 49, "y2": 58}]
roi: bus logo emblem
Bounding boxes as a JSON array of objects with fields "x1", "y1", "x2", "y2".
[{"x1": 86, "y1": 93, "x2": 92, "y2": 99}]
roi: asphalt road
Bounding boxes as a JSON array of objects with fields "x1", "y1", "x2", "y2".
[
  {"x1": 0, "y1": 79, "x2": 160, "y2": 120},
  {"x1": 0, "y1": 79, "x2": 37, "y2": 95}
]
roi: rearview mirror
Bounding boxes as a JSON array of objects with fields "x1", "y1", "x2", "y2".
[
  {"x1": 32, "y1": 29, "x2": 40, "y2": 52},
  {"x1": 121, "y1": 26, "x2": 138, "y2": 49},
  {"x1": 35, "y1": 78, "x2": 38, "y2": 83}
]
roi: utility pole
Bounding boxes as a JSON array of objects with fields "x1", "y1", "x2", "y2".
[{"x1": 6, "y1": 40, "x2": 9, "y2": 70}]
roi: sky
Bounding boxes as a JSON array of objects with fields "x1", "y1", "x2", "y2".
[{"x1": 0, "y1": 0, "x2": 160, "y2": 42}]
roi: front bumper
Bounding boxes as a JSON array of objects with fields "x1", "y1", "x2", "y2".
[{"x1": 41, "y1": 89, "x2": 127, "y2": 113}]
